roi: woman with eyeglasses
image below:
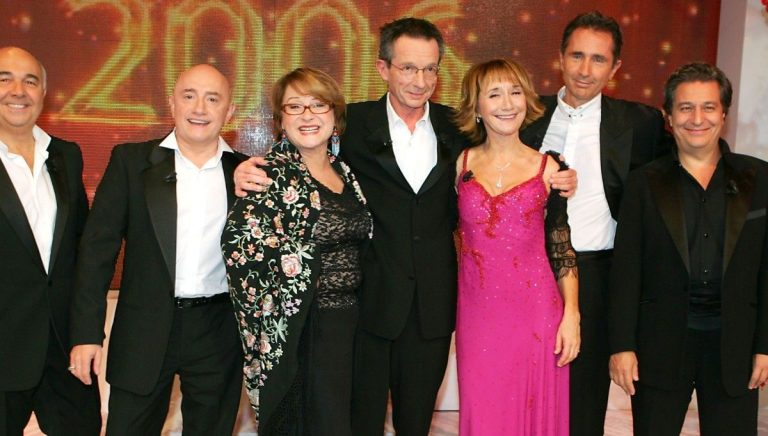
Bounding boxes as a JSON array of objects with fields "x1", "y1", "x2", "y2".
[{"x1": 221, "y1": 67, "x2": 372, "y2": 436}]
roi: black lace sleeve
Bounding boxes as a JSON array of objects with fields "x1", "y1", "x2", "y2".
[{"x1": 544, "y1": 151, "x2": 578, "y2": 280}]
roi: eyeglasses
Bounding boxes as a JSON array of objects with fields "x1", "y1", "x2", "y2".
[
  {"x1": 281, "y1": 102, "x2": 333, "y2": 115},
  {"x1": 389, "y1": 63, "x2": 440, "y2": 78}
]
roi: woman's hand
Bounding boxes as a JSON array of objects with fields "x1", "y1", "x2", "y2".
[{"x1": 554, "y1": 309, "x2": 581, "y2": 367}]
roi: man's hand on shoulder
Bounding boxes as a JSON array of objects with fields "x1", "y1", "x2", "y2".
[
  {"x1": 235, "y1": 156, "x2": 271, "y2": 197},
  {"x1": 550, "y1": 167, "x2": 578, "y2": 197}
]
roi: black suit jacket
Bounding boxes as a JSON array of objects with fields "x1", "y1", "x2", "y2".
[
  {"x1": 520, "y1": 94, "x2": 670, "y2": 219},
  {"x1": 340, "y1": 96, "x2": 467, "y2": 339},
  {"x1": 608, "y1": 144, "x2": 768, "y2": 396},
  {"x1": 70, "y1": 137, "x2": 245, "y2": 395},
  {"x1": 0, "y1": 136, "x2": 88, "y2": 391}
]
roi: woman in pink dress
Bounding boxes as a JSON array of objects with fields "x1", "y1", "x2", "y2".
[{"x1": 454, "y1": 59, "x2": 580, "y2": 435}]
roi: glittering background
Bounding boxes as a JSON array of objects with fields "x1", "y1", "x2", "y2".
[{"x1": 1, "y1": 0, "x2": 719, "y2": 284}]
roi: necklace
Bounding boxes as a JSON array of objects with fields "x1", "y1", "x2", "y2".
[{"x1": 494, "y1": 161, "x2": 511, "y2": 188}]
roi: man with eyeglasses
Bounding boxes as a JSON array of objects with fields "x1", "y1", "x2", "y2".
[
  {"x1": 340, "y1": 17, "x2": 464, "y2": 436},
  {"x1": 235, "y1": 17, "x2": 576, "y2": 435}
]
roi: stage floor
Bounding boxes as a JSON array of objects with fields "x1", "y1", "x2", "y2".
[{"x1": 24, "y1": 405, "x2": 768, "y2": 435}]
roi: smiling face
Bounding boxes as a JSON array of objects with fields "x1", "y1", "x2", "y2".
[
  {"x1": 0, "y1": 47, "x2": 45, "y2": 136},
  {"x1": 280, "y1": 84, "x2": 335, "y2": 155},
  {"x1": 668, "y1": 80, "x2": 724, "y2": 156},
  {"x1": 477, "y1": 80, "x2": 527, "y2": 141},
  {"x1": 169, "y1": 64, "x2": 234, "y2": 150},
  {"x1": 559, "y1": 28, "x2": 621, "y2": 107},
  {"x1": 375, "y1": 35, "x2": 440, "y2": 120}
]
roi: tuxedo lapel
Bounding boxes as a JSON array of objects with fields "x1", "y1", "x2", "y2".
[
  {"x1": 647, "y1": 159, "x2": 690, "y2": 273},
  {"x1": 221, "y1": 152, "x2": 239, "y2": 209},
  {"x1": 722, "y1": 154, "x2": 755, "y2": 271},
  {"x1": 143, "y1": 145, "x2": 177, "y2": 285},
  {"x1": 0, "y1": 161, "x2": 44, "y2": 272},
  {"x1": 600, "y1": 97, "x2": 634, "y2": 216},
  {"x1": 365, "y1": 97, "x2": 410, "y2": 191},
  {"x1": 521, "y1": 97, "x2": 556, "y2": 150},
  {"x1": 46, "y1": 142, "x2": 70, "y2": 274},
  {"x1": 417, "y1": 114, "x2": 453, "y2": 195}
]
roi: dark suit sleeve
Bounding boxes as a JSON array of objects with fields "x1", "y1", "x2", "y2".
[
  {"x1": 71, "y1": 143, "x2": 90, "y2": 239},
  {"x1": 648, "y1": 108, "x2": 673, "y2": 159},
  {"x1": 70, "y1": 145, "x2": 130, "y2": 346},
  {"x1": 608, "y1": 169, "x2": 647, "y2": 354},
  {"x1": 756, "y1": 189, "x2": 768, "y2": 355}
]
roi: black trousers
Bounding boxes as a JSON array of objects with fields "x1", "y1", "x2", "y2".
[
  {"x1": 351, "y1": 301, "x2": 452, "y2": 436},
  {"x1": 632, "y1": 329, "x2": 758, "y2": 436},
  {"x1": 105, "y1": 299, "x2": 242, "y2": 436},
  {"x1": 0, "y1": 326, "x2": 101, "y2": 436},
  {"x1": 570, "y1": 251, "x2": 612, "y2": 436}
]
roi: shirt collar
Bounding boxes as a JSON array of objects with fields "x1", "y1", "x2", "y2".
[
  {"x1": 160, "y1": 129, "x2": 233, "y2": 168},
  {"x1": 385, "y1": 92, "x2": 431, "y2": 131},
  {"x1": 556, "y1": 86, "x2": 602, "y2": 119},
  {"x1": 0, "y1": 125, "x2": 51, "y2": 159}
]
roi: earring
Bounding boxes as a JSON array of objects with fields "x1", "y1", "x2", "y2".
[
  {"x1": 331, "y1": 127, "x2": 340, "y2": 156},
  {"x1": 476, "y1": 115, "x2": 481, "y2": 123},
  {"x1": 281, "y1": 128, "x2": 287, "y2": 141}
]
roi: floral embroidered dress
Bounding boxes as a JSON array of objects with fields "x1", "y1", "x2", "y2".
[
  {"x1": 456, "y1": 150, "x2": 576, "y2": 435},
  {"x1": 221, "y1": 138, "x2": 371, "y2": 434}
]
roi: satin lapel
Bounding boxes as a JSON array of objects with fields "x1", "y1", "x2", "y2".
[
  {"x1": 365, "y1": 98, "x2": 410, "y2": 190},
  {"x1": 647, "y1": 160, "x2": 689, "y2": 272},
  {"x1": 600, "y1": 97, "x2": 633, "y2": 217},
  {"x1": 46, "y1": 143, "x2": 70, "y2": 273},
  {"x1": 142, "y1": 145, "x2": 177, "y2": 284},
  {"x1": 417, "y1": 113, "x2": 453, "y2": 195},
  {"x1": 0, "y1": 160, "x2": 45, "y2": 272},
  {"x1": 221, "y1": 152, "x2": 240, "y2": 209},
  {"x1": 521, "y1": 98, "x2": 555, "y2": 150},
  {"x1": 722, "y1": 155, "x2": 754, "y2": 271}
]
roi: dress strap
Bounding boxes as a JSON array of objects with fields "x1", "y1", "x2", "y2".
[
  {"x1": 537, "y1": 153, "x2": 548, "y2": 176},
  {"x1": 461, "y1": 148, "x2": 470, "y2": 172}
]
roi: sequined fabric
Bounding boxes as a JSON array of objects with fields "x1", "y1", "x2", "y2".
[{"x1": 456, "y1": 152, "x2": 572, "y2": 436}]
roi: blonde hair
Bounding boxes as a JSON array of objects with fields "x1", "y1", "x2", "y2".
[
  {"x1": 271, "y1": 67, "x2": 346, "y2": 140},
  {"x1": 454, "y1": 59, "x2": 544, "y2": 144}
]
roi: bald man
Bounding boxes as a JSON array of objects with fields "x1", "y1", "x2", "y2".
[
  {"x1": 69, "y1": 64, "x2": 245, "y2": 435},
  {"x1": 0, "y1": 46, "x2": 101, "y2": 436}
]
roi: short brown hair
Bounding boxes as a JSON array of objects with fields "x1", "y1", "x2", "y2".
[
  {"x1": 663, "y1": 62, "x2": 732, "y2": 115},
  {"x1": 271, "y1": 67, "x2": 346, "y2": 140},
  {"x1": 454, "y1": 59, "x2": 544, "y2": 144}
]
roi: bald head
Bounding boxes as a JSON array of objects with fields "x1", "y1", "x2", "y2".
[
  {"x1": 0, "y1": 46, "x2": 47, "y2": 91},
  {"x1": 169, "y1": 64, "x2": 235, "y2": 150},
  {"x1": 0, "y1": 46, "x2": 47, "y2": 136},
  {"x1": 173, "y1": 64, "x2": 231, "y2": 104}
]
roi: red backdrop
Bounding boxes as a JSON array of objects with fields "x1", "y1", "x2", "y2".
[{"x1": 1, "y1": 0, "x2": 720, "y2": 285}]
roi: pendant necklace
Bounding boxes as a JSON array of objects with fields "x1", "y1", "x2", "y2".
[{"x1": 494, "y1": 161, "x2": 511, "y2": 189}]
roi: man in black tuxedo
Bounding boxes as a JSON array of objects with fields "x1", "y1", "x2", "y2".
[
  {"x1": 519, "y1": 11, "x2": 670, "y2": 436},
  {"x1": 0, "y1": 46, "x2": 101, "y2": 436},
  {"x1": 608, "y1": 62, "x2": 768, "y2": 436},
  {"x1": 69, "y1": 64, "x2": 244, "y2": 435},
  {"x1": 342, "y1": 18, "x2": 465, "y2": 435}
]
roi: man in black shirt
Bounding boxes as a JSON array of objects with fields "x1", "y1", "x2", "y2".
[{"x1": 608, "y1": 62, "x2": 768, "y2": 435}]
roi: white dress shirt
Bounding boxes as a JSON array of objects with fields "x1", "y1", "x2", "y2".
[
  {"x1": 386, "y1": 93, "x2": 438, "y2": 193},
  {"x1": 0, "y1": 126, "x2": 57, "y2": 272},
  {"x1": 159, "y1": 131, "x2": 230, "y2": 297},
  {"x1": 540, "y1": 88, "x2": 615, "y2": 251}
]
